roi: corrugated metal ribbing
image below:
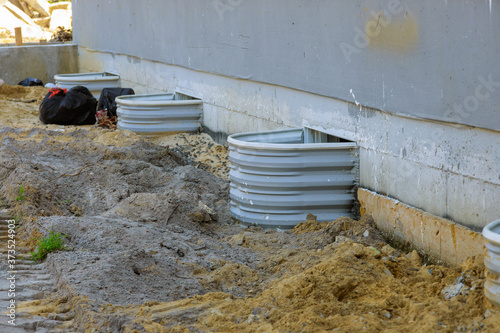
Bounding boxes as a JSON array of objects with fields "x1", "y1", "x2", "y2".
[
  {"x1": 116, "y1": 93, "x2": 202, "y2": 133},
  {"x1": 228, "y1": 128, "x2": 359, "y2": 229},
  {"x1": 483, "y1": 220, "x2": 500, "y2": 307},
  {"x1": 54, "y1": 72, "x2": 120, "y2": 99}
]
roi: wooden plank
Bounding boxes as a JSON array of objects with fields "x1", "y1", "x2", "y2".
[
  {"x1": 23, "y1": 0, "x2": 49, "y2": 17},
  {"x1": 6, "y1": 0, "x2": 22, "y2": 10},
  {"x1": 15, "y1": 27, "x2": 23, "y2": 46},
  {"x1": 4, "y1": 1, "x2": 36, "y2": 25},
  {"x1": 20, "y1": 1, "x2": 32, "y2": 17}
]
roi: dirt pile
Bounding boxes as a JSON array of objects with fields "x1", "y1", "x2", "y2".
[
  {"x1": 169, "y1": 243, "x2": 488, "y2": 333},
  {"x1": 17, "y1": 236, "x2": 495, "y2": 332},
  {"x1": 151, "y1": 132, "x2": 230, "y2": 180},
  {"x1": 0, "y1": 127, "x2": 232, "y2": 228},
  {"x1": 294, "y1": 213, "x2": 387, "y2": 247},
  {"x1": 0, "y1": 84, "x2": 49, "y2": 127},
  {"x1": 0, "y1": 84, "x2": 48, "y2": 102}
]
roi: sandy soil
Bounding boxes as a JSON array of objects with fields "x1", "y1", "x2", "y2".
[
  {"x1": 150, "y1": 133, "x2": 229, "y2": 180},
  {"x1": 0, "y1": 85, "x2": 499, "y2": 332}
]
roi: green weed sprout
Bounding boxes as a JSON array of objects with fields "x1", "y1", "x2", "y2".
[
  {"x1": 30, "y1": 229, "x2": 67, "y2": 262},
  {"x1": 15, "y1": 184, "x2": 26, "y2": 201}
]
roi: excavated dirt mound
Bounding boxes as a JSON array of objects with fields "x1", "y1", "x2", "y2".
[
  {"x1": 0, "y1": 84, "x2": 48, "y2": 103},
  {"x1": 0, "y1": 84, "x2": 49, "y2": 128},
  {"x1": 0, "y1": 86, "x2": 499, "y2": 332},
  {"x1": 32, "y1": 215, "x2": 255, "y2": 305},
  {"x1": 149, "y1": 132, "x2": 230, "y2": 180}
]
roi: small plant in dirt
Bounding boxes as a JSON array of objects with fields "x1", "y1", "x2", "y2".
[
  {"x1": 30, "y1": 229, "x2": 68, "y2": 262},
  {"x1": 15, "y1": 185, "x2": 23, "y2": 200},
  {"x1": 57, "y1": 199, "x2": 71, "y2": 204},
  {"x1": 15, "y1": 184, "x2": 26, "y2": 202},
  {"x1": 12, "y1": 215, "x2": 21, "y2": 229}
]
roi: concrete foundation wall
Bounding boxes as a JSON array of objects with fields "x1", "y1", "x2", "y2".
[
  {"x1": 72, "y1": 0, "x2": 500, "y2": 132},
  {"x1": 79, "y1": 48, "x2": 500, "y2": 232},
  {"x1": 0, "y1": 44, "x2": 78, "y2": 85}
]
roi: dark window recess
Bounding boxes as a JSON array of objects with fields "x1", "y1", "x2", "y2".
[{"x1": 303, "y1": 128, "x2": 354, "y2": 144}]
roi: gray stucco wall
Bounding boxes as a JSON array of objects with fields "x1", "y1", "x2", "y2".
[
  {"x1": 72, "y1": 0, "x2": 500, "y2": 231},
  {"x1": 73, "y1": 0, "x2": 499, "y2": 131},
  {"x1": 0, "y1": 44, "x2": 78, "y2": 85}
]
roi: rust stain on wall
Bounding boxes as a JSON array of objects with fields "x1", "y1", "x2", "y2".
[
  {"x1": 365, "y1": 15, "x2": 419, "y2": 52},
  {"x1": 450, "y1": 223, "x2": 457, "y2": 250}
]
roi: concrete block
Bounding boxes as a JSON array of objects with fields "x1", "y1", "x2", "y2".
[
  {"x1": 49, "y1": 9, "x2": 73, "y2": 31},
  {"x1": 446, "y1": 173, "x2": 500, "y2": 229},
  {"x1": 201, "y1": 103, "x2": 218, "y2": 131},
  {"x1": 360, "y1": 148, "x2": 449, "y2": 218}
]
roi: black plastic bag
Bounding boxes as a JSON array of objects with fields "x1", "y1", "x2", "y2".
[
  {"x1": 18, "y1": 77, "x2": 44, "y2": 87},
  {"x1": 97, "y1": 88, "x2": 135, "y2": 117},
  {"x1": 39, "y1": 86, "x2": 97, "y2": 125}
]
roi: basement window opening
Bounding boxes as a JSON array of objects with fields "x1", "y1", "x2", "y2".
[{"x1": 303, "y1": 127, "x2": 354, "y2": 144}]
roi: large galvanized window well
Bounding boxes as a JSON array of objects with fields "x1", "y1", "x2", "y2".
[{"x1": 228, "y1": 127, "x2": 359, "y2": 229}]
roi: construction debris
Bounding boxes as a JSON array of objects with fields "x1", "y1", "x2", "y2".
[
  {"x1": 23, "y1": 0, "x2": 50, "y2": 17},
  {"x1": 0, "y1": 0, "x2": 71, "y2": 42},
  {"x1": 96, "y1": 110, "x2": 118, "y2": 130},
  {"x1": 49, "y1": 25, "x2": 71, "y2": 42}
]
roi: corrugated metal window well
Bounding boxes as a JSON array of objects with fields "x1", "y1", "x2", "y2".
[
  {"x1": 482, "y1": 220, "x2": 500, "y2": 307},
  {"x1": 228, "y1": 127, "x2": 359, "y2": 229},
  {"x1": 116, "y1": 92, "x2": 203, "y2": 134},
  {"x1": 54, "y1": 72, "x2": 120, "y2": 99}
]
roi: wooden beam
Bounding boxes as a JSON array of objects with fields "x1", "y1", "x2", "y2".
[
  {"x1": 15, "y1": 27, "x2": 23, "y2": 46},
  {"x1": 20, "y1": 1, "x2": 33, "y2": 17},
  {"x1": 23, "y1": 0, "x2": 49, "y2": 17},
  {"x1": 4, "y1": 1, "x2": 36, "y2": 26}
]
